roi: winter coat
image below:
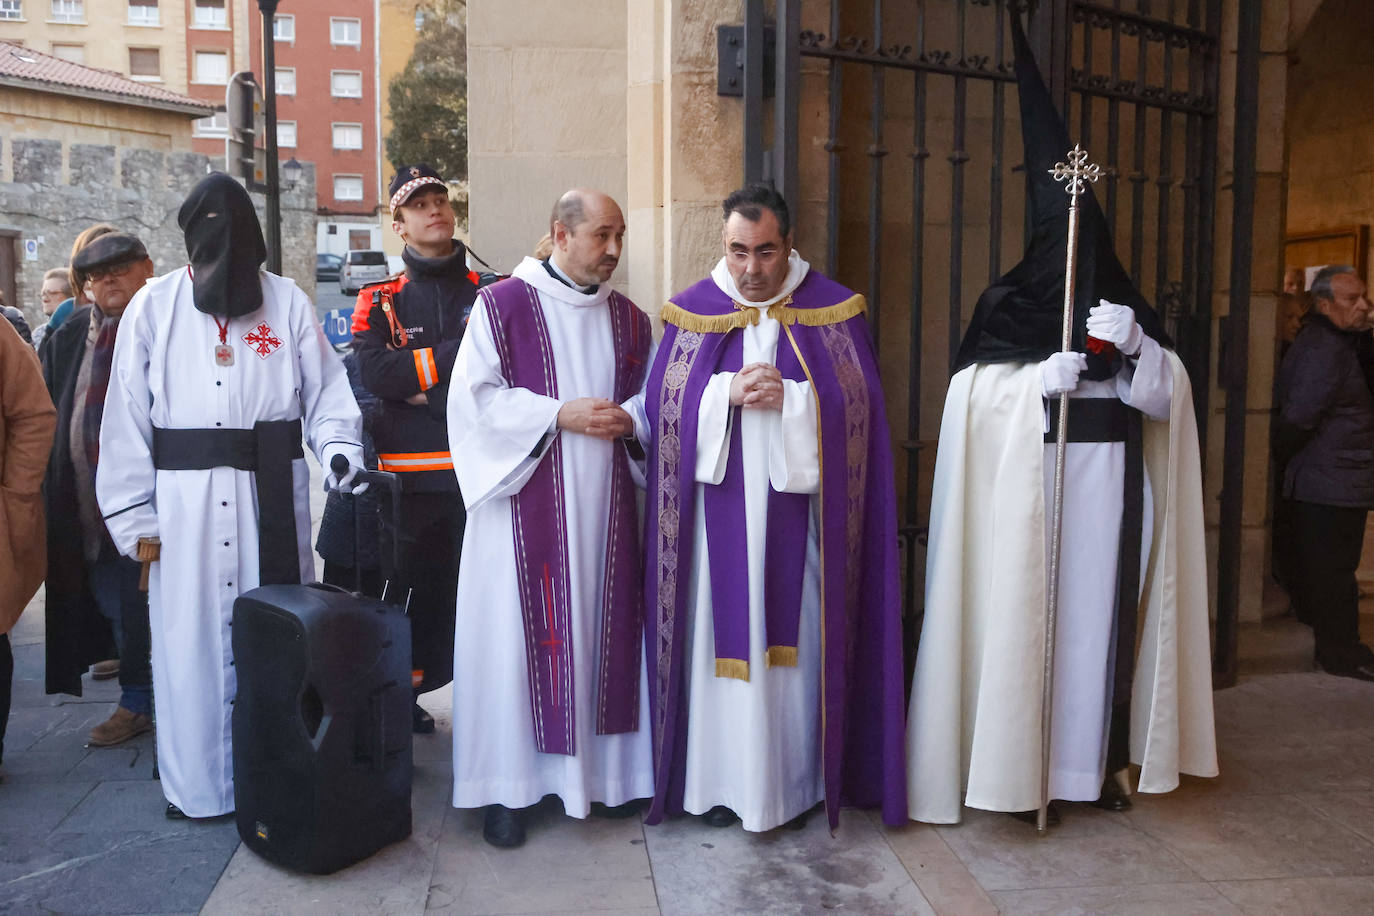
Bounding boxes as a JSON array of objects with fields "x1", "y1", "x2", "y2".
[{"x1": 1, "y1": 316, "x2": 55, "y2": 632}]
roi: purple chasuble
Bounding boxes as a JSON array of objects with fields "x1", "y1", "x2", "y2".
[
  {"x1": 642, "y1": 271, "x2": 909, "y2": 830},
  {"x1": 481, "y1": 277, "x2": 651, "y2": 755}
]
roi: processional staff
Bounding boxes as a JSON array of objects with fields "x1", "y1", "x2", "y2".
[{"x1": 1038, "y1": 144, "x2": 1102, "y2": 836}]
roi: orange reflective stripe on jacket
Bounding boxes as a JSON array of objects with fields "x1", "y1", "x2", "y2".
[
  {"x1": 412, "y1": 347, "x2": 439, "y2": 390},
  {"x1": 376, "y1": 450, "x2": 454, "y2": 472}
]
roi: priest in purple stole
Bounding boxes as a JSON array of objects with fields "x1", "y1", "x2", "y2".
[
  {"x1": 448, "y1": 190, "x2": 654, "y2": 849},
  {"x1": 640, "y1": 184, "x2": 907, "y2": 832}
]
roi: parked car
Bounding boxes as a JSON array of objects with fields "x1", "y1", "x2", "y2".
[
  {"x1": 339, "y1": 250, "x2": 390, "y2": 295},
  {"x1": 316, "y1": 253, "x2": 343, "y2": 283}
]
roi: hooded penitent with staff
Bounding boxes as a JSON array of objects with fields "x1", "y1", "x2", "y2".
[
  {"x1": 905, "y1": 13, "x2": 1217, "y2": 826},
  {"x1": 96, "y1": 173, "x2": 364, "y2": 819}
]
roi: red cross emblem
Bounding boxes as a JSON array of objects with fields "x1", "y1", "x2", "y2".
[
  {"x1": 242, "y1": 322, "x2": 283, "y2": 359},
  {"x1": 540, "y1": 564, "x2": 563, "y2": 706}
]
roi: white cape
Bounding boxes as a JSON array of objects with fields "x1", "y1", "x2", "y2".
[
  {"x1": 98, "y1": 268, "x2": 363, "y2": 818},
  {"x1": 447, "y1": 257, "x2": 654, "y2": 815},
  {"x1": 906, "y1": 351, "x2": 1218, "y2": 823}
]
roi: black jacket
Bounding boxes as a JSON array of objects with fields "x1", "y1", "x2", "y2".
[
  {"x1": 351, "y1": 242, "x2": 478, "y2": 493},
  {"x1": 1277, "y1": 312, "x2": 1374, "y2": 508},
  {"x1": 40, "y1": 306, "x2": 115, "y2": 696}
]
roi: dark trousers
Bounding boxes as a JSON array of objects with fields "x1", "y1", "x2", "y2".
[
  {"x1": 1290, "y1": 500, "x2": 1374, "y2": 671},
  {"x1": 383, "y1": 491, "x2": 464, "y2": 695},
  {"x1": 1, "y1": 632, "x2": 11, "y2": 764},
  {"x1": 88, "y1": 555, "x2": 153, "y2": 715}
]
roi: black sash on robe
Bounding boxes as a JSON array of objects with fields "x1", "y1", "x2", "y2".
[{"x1": 151, "y1": 418, "x2": 305, "y2": 586}]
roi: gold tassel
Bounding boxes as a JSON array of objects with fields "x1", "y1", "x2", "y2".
[
  {"x1": 772, "y1": 294, "x2": 867, "y2": 328},
  {"x1": 662, "y1": 293, "x2": 866, "y2": 333},
  {"x1": 766, "y1": 646, "x2": 799, "y2": 668},
  {"x1": 715, "y1": 658, "x2": 750, "y2": 681}
]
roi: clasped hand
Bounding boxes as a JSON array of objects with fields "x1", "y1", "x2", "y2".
[
  {"x1": 557, "y1": 397, "x2": 634, "y2": 440},
  {"x1": 729, "y1": 362, "x2": 784, "y2": 410}
]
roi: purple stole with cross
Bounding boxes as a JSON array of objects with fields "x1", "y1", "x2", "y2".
[
  {"x1": 481, "y1": 277, "x2": 651, "y2": 755},
  {"x1": 642, "y1": 270, "x2": 908, "y2": 829}
]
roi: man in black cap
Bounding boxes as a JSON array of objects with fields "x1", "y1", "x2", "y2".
[
  {"x1": 352, "y1": 164, "x2": 479, "y2": 733},
  {"x1": 40, "y1": 230, "x2": 156, "y2": 748},
  {"x1": 96, "y1": 173, "x2": 364, "y2": 819},
  {"x1": 906, "y1": 11, "x2": 1217, "y2": 826}
]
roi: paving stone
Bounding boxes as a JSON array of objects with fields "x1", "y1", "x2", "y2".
[
  {"x1": 0, "y1": 780, "x2": 94, "y2": 835},
  {"x1": 1214, "y1": 875, "x2": 1374, "y2": 915},
  {"x1": 645, "y1": 808, "x2": 934, "y2": 916},
  {"x1": 990, "y1": 881, "x2": 1246, "y2": 915}
]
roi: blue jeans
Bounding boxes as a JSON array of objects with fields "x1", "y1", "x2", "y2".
[{"x1": 89, "y1": 556, "x2": 153, "y2": 717}]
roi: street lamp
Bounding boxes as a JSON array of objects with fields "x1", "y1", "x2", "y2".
[
  {"x1": 283, "y1": 157, "x2": 302, "y2": 191},
  {"x1": 257, "y1": 0, "x2": 283, "y2": 274}
]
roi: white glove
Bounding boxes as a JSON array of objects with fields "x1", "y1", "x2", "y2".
[
  {"x1": 325, "y1": 459, "x2": 370, "y2": 496},
  {"x1": 1040, "y1": 351, "x2": 1087, "y2": 397},
  {"x1": 1086, "y1": 299, "x2": 1143, "y2": 357}
]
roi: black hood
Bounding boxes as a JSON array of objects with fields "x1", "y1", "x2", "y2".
[
  {"x1": 952, "y1": 10, "x2": 1171, "y2": 378},
  {"x1": 178, "y1": 172, "x2": 267, "y2": 318}
]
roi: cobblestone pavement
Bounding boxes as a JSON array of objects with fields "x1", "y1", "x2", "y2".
[{"x1": 4, "y1": 468, "x2": 1374, "y2": 914}]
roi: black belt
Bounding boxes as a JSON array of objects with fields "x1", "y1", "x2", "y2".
[
  {"x1": 1044, "y1": 397, "x2": 1130, "y2": 443},
  {"x1": 152, "y1": 419, "x2": 304, "y2": 586}
]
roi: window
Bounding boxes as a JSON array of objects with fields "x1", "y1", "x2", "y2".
[
  {"x1": 192, "y1": 50, "x2": 227, "y2": 84},
  {"x1": 0, "y1": 1, "x2": 22, "y2": 22},
  {"x1": 274, "y1": 67, "x2": 295, "y2": 95},
  {"x1": 278, "y1": 120, "x2": 297, "y2": 148},
  {"x1": 191, "y1": 0, "x2": 224, "y2": 28},
  {"x1": 331, "y1": 122, "x2": 362, "y2": 150},
  {"x1": 127, "y1": 0, "x2": 157, "y2": 26},
  {"x1": 128, "y1": 47, "x2": 159, "y2": 78},
  {"x1": 329, "y1": 17, "x2": 360, "y2": 46},
  {"x1": 334, "y1": 175, "x2": 363, "y2": 201},
  {"x1": 49, "y1": 0, "x2": 82, "y2": 23},
  {"x1": 49, "y1": 42, "x2": 83, "y2": 62},
  {"x1": 330, "y1": 70, "x2": 362, "y2": 98},
  {"x1": 193, "y1": 111, "x2": 228, "y2": 137},
  {"x1": 273, "y1": 13, "x2": 293, "y2": 42}
]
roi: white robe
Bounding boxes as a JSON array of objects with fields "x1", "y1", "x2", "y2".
[
  {"x1": 906, "y1": 343, "x2": 1218, "y2": 823},
  {"x1": 666, "y1": 255, "x2": 826, "y2": 832},
  {"x1": 447, "y1": 257, "x2": 653, "y2": 815},
  {"x1": 97, "y1": 268, "x2": 363, "y2": 818}
]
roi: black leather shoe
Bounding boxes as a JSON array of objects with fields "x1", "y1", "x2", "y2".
[
  {"x1": 483, "y1": 804, "x2": 526, "y2": 848},
  {"x1": 1009, "y1": 802, "x2": 1060, "y2": 826},
  {"x1": 165, "y1": 803, "x2": 187, "y2": 820},
  {"x1": 780, "y1": 809, "x2": 810, "y2": 831},
  {"x1": 1092, "y1": 777, "x2": 1133, "y2": 811},
  {"x1": 702, "y1": 805, "x2": 738, "y2": 828},
  {"x1": 412, "y1": 703, "x2": 435, "y2": 734},
  {"x1": 590, "y1": 800, "x2": 641, "y2": 819}
]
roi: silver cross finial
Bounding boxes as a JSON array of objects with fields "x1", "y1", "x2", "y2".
[{"x1": 1050, "y1": 144, "x2": 1101, "y2": 200}]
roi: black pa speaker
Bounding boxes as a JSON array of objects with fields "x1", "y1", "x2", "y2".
[{"x1": 231, "y1": 582, "x2": 413, "y2": 874}]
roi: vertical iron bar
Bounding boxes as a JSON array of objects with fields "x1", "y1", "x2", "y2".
[
  {"x1": 1106, "y1": 2, "x2": 1121, "y2": 229},
  {"x1": 868, "y1": 0, "x2": 887, "y2": 350},
  {"x1": 906, "y1": 38, "x2": 929, "y2": 626},
  {"x1": 743, "y1": 0, "x2": 765, "y2": 185},
  {"x1": 824, "y1": 0, "x2": 844, "y2": 278},
  {"x1": 989, "y1": 0, "x2": 1006, "y2": 282},
  {"x1": 1155, "y1": 48, "x2": 1174, "y2": 305},
  {"x1": 1217, "y1": 0, "x2": 1254, "y2": 687},
  {"x1": 775, "y1": 0, "x2": 801, "y2": 223},
  {"x1": 1129, "y1": 1, "x2": 1149, "y2": 282},
  {"x1": 1078, "y1": 16, "x2": 1093, "y2": 152},
  {"x1": 947, "y1": 3, "x2": 969, "y2": 369},
  {"x1": 1192, "y1": 0, "x2": 1221, "y2": 469}
]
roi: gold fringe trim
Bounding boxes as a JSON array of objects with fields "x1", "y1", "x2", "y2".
[
  {"x1": 715, "y1": 658, "x2": 750, "y2": 681},
  {"x1": 766, "y1": 645, "x2": 798, "y2": 668},
  {"x1": 661, "y1": 294, "x2": 867, "y2": 333}
]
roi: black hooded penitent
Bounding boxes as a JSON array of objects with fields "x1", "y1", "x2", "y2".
[
  {"x1": 178, "y1": 172, "x2": 268, "y2": 319},
  {"x1": 952, "y1": 11, "x2": 1171, "y2": 379}
]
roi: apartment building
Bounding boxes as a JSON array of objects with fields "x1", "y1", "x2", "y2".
[{"x1": 0, "y1": 1, "x2": 382, "y2": 251}]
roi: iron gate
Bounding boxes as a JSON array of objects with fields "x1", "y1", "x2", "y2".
[{"x1": 733, "y1": 0, "x2": 1226, "y2": 661}]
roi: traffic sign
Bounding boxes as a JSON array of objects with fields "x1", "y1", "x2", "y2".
[{"x1": 321, "y1": 308, "x2": 353, "y2": 349}]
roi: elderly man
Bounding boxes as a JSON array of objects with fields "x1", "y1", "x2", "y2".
[
  {"x1": 32, "y1": 268, "x2": 73, "y2": 350},
  {"x1": 97, "y1": 173, "x2": 364, "y2": 819},
  {"x1": 448, "y1": 188, "x2": 653, "y2": 848},
  {"x1": 1277, "y1": 264, "x2": 1374, "y2": 681},
  {"x1": 41, "y1": 233, "x2": 157, "y2": 748},
  {"x1": 640, "y1": 184, "x2": 907, "y2": 833}
]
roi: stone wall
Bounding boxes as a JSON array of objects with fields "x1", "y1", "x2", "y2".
[
  {"x1": 0, "y1": 139, "x2": 317, "y2": 331},
  {"x1": 467, "y1": 0, "x2": 628, "y2": 279}
]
